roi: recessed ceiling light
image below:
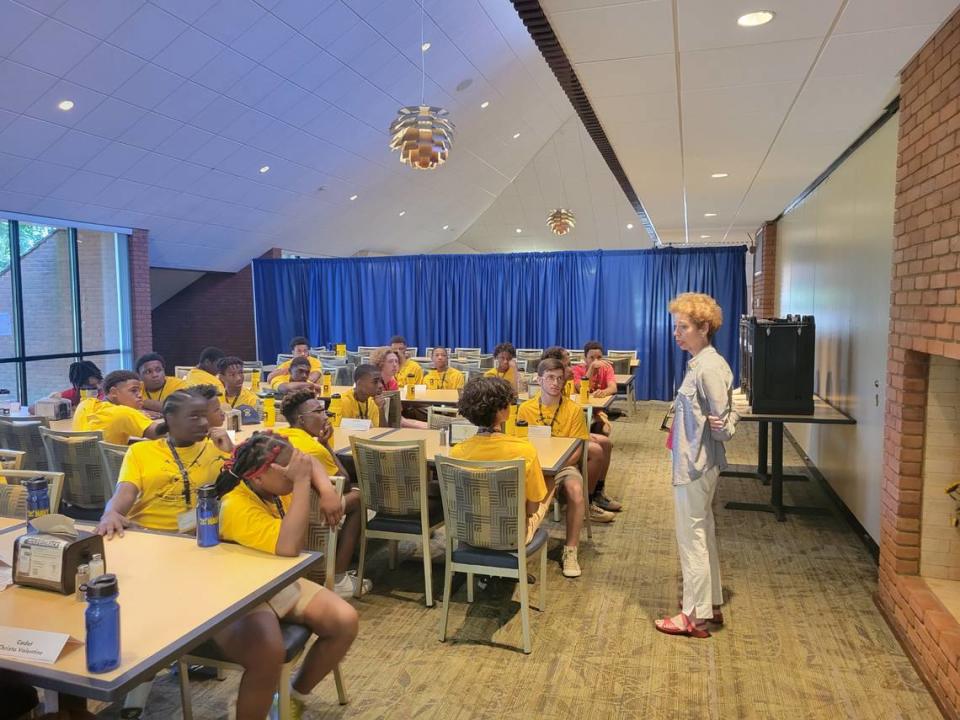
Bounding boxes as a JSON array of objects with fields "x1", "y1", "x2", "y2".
[
  {"x1": 704, "y1": 212, "x2": 717, "y2": 217},
  {"x1": 515, "y1": 228, "x2": 522, "y2": 233},
  {"x1": 259, "y1": 165, "x2": 270, "y2": 173},
  {"x1": 442, "y1": 224, "x2": 450, "y2": 230},
  {"x1": 349, "y1": 194, "x2": 358, "y2": 201},
  {"x1": 626, "y1": 223, "x2": 634, "y2": 230},
  {"x1": 737, "y1": 10, "x2": 775, "y2": 27},
  {"x1": 421, "y1": 42, "x2": 431, "y2": 52},
  {"x1": 57, "y1": 100, "x2": 74, "y2": 111},
  {"x1": 512, "y1": 132, "x2": 520, "y2": 139},
  {"x1": 480, "y1": 101, "x2": 490, "y2": 109},
  {"x1": 700, "y1": 234, "x2": 712, "y2": 239},
  {"x1": 398, "y1": 210, "x2": 406, "y2": 217},
  {"x1": 711, "y1": 172, "x2": 729, "y2": 178}
]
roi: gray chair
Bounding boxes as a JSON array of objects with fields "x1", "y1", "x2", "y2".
[
  {"x1": 453, "y1": 347, "x2": 481, "y2": 356},
  {"x1": 607, "y1": 356, "x2": 631, "y2": 375},
  {"x1": 39, "y1": 427, "x2": 107, "y2": 517},
  {"x1": 97, "y1": 441, "x2": 129, "y2": 497},
  {"x1": 0, "y1": 449, "x2": 25, "y2": 470},
  {"x1": 332, "y1": 364, "x2": 355, "y2": 386},
  {"x1": 0, "y1": 416, "x2": 50, "y2": 472},
  {"x1": 478, "y1": 354, "x2": 495, "y2": 369},
  {"x1": 435, "y1": 456, "x2": 548, "y2": 654},
  {"x1": 381, "y1": 390, "x2": 402, "y2": 428},
  {"x1": 607, "y1": 349, "x2": 637, "y2": 360},
  {"x1": 242, "y1": 360, "x2": 263, "y2": 370},
  {"x1": 174, "y1": 365, "x2": 192, "y2": 379},
  {"x1": 275, "y1": 353, "x2": 294, "y2": 365},
  {"x1": 426, "y1": 406, "x2": 462, "y2": 430},
  {"x1": 350, "y1": 437, "x2": 441, "y2": 606},
  {"x1": 0, "y1": 470, "x2": 65, "y2": 519}
]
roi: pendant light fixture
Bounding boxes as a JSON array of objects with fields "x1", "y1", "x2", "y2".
[{"x1": 547, "y1": 208, "x2": 576, "y2": 236}]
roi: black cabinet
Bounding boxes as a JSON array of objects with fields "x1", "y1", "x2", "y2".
[{"x1": 739, "y1": 315, "x2": 815, "y2": 414}]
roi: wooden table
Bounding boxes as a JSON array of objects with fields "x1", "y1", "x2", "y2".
[
  {"x1": 0, "y1": 517, "x2": 23, "y2": 531},
  {"x1": 0, "y1": 523, "x2": 321, "y2": 703},
  {"x1": 722, "y1": 392, "x2": 856, "y2": 521},
  {"x1": 615, "y1": 374, "x2": 636, "y2": 414}
]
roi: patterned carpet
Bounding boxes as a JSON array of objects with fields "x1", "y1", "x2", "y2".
[{"x1": 136, "y1": 402, "x2": 941, "y2": 719}]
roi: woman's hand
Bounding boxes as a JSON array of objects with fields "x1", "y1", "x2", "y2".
[{"x1": 97, "y1": 510, "x2": 131, "y2": 540}]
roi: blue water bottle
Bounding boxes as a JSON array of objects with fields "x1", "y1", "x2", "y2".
[
  {"x1": 196, "y1": 484, "x2": 220, "y2": 548},
  {"x1": 85, "y1": 574, "x2": 121, "y2": 673},
  {"x1": 25, "y1": 477, "x2": 50, "y2": 532}
]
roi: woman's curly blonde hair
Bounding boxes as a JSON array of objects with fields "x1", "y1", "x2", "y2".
[
  {"x1": 668, "y1": 292, "x2": 723, "y2": 339},
  {"x1": 369, "y1": 346, "x2": 401, "y2": 369}
]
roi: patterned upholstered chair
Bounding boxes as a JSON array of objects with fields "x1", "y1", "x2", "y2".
[
  {"x1": 178, "y1": 477, "x2": 348, "y2": 718},
  {"x1": 0, "y1": 416, "x2": 50, "y2": 472},
  {"x1": 381, "y1": 390, "x2": 402, "y2": 428},
  {"x1": 606, "y1": 355, "x2": 631, "y2": 375},
  {"x1": 434, "y1": 456, "x2": 548, "y2": 654},
  {"x1": 426, "y1": 406, "x2": 463, "y2": 430},
  {"x1": 97, "y1": 441, "x2": 129, "y2": 498},
  {"x1": 38, "y1": 427, "x2": 106, "y2": 519},
  {"x1": 350, "y1": 437, "x2": 441, "y2": 606},
  {"x1": 0, "y1": 470, "x2": 65, "y2": 519},
  {"x1": 332, "y1": 364, "x2": 355, "y2": 386},
  {"x1": 453, "y1": 347, "x2": 481, "y2": 356},
  {"x1": 0, "y1": 449, "x2": 25, "y2": 470}
]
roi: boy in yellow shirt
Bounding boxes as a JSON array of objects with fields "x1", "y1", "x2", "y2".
[
  {"x1": 484, "y1": 342, "x2": 520, "y2": 392},
  {"x1": 276, "y1": 389, "x2": 370, "y2": 598},
  {"x1": 269, "y1": 356, "x2": 317, "y2": 395},
  {"x1": 182, "y1": 346, "x2": 226, "y2": 397},
  {"x1": 266, "y1": 336, "x2": 322, "y2": 384},
  {"x1": 340, "y1": 364, "x2": 383, "y2": 427},
  {"x1": 390, "y1": 335, "x2": 423, "y2": 386},
  {"x1": 423, "y1": 347, "x2": 464, "y2": 390},
  {"x1": 74, "y1": 370, "x2": 167, "y2": 445},
  {"x1": 136, "y1": 352, "x2": 186, "y2": 413},
  {"x1": 218, "y1": 356, "x2": 260, "y2": 409},
  {"x1": 215, "y1": 435, "x2": 358, "y2": 720}
]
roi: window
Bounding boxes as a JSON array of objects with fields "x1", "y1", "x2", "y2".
[{"x1": 0, "y1": 216, "x2": 132, "y2": 405}]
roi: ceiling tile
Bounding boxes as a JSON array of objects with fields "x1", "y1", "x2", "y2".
[
  {"x1": 150, "y1": 0, "x2": 220, "y2": 24},
  {"x1": 232, "y1": 13, "x2": 296, "y2": 63},
  {"x1": 39, "y1": 129, "x2": 111, "y2": 169},
  {"x1": 74, "y1": 97, "x2": 146, "y2": 138},
  {"x1": 0, "y1": 2, "x2": 46, "y2": 56},
  {"x1": 0, "y1": 115, "x2": 68, "y2": 158},
  {"x1": 154, "y1": 124, "x2": 216, "y2": 161},
  {"x1": 190, "y1": 95, "x2": 248, "y2": 134},
  {"x1": 815, "y1": 25, "x2": 940, "y2": 79},
  {"x1": 24, "y1": 79, "x2": 107, "y2": 126},
  {"x1": 194, "y1": 0, "x2": 265, "y2": 44},
  {"x1": 220, "y1": 108, "x2": 275, "y2": 144},
  {"x1": 0, "y1": 60, "x2": 58, "y2": 113},
  {"x1": 837, "y1": 0, "x2": 959, "y2": 34},
  {"x1": 261, "y1": 32, "x2": 320, "y2": 77},
  {"x1": 113, "y1": 64, "x2": 184, "y2": 108},
  {"x1": 189, "y1": 134, "x2": 242, "y2": 167},
  {"x1": 65, "y1": 42, "x2": 145, "y2": 94},
  {"x1": 155, "y1": 161, "x2": 210, "y2": 190},
  {"x1": 545, "y1": 1, "x2": 674, "y2": 63},
  {"x1": 16, "y1": 0, "x2": 69, "y2": 14},
  {"x1": 108, "y1": 3, "x2": 188, "y2": 59},
  {"x1": 4, "y1": 160, "x2": 71, "y2": 196},
  {"x1": 83, "y1": 141, "x2": 147, "y2": 176},
  {"x1": 225, "y1": 65, "x2": 284, "y2": 106},
  {"x1": 49, "y1": 169, "x2": 115, "y2": 203},
  {"x1": 677, "y1": 0, "x2": 840, "y2": 52},
  {"x1": 10, "y1": 18, "x2": 99, "y2": 76},
  {"x1": 152, "y1": 27, "x2": 225, "y2": 77},
  {"x1": 288, "y1": 51, "x2": 342, "y2": 92},
  {"x1": 191, "y1": 48, "x2": 258, "y2": 94},
  {"x1": 119, "y1": 113, "x2": 183, "y2": 150},
  {"x1": 271, "y1": 0, "x2": 337, "y2": 28},
  {"x1": 301, "y1": 2, "x2": 361, "y2": 47},
  {"x1": 576, "y1": 53, "x2": 676, "y2": 98},
  {"x1": 153, "y1": 81, "x2": 218, "y2": 123},
  {"x1": 54, "y1": 0, "x2": 138, "y2": 38},
  {"x1": 682, "y1": 38, "x2": 821, "y2": 91},
  {"x1": 120, "y1": 151, "x2": 182, "y2": 185},
  {"x1": 0, "y1": 152, "x2": 32, "y2": 186}
]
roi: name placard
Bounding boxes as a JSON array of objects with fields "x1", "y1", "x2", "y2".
[
  {"x1": 340, "y1": 418, "x2": 372, "y2": 431},
  {"x1": 0, "y1": 625, "x2": 77, "y2": 664},
  {"x1": 527, "y1": 425, "x2": 552, "y2": 439},
  {"x1": 413, "y1": 384, "x2": 427, "y2": 396}
]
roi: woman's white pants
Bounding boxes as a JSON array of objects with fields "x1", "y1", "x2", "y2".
[{"x1": 673, "y1": 466, "x2": 723, "y2": 619}]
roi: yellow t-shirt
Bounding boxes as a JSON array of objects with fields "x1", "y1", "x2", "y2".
[
  {"x1": 276, "y1": 356, "x2": 322, "y2": 375},
  {"x1": 449, "y1": 433, "x2": 547, "y2": 504},
  {"x1": 141, "y1": 376, "x2": 186, "y2": 404},
  {"x1": 220, "y1": 480, "x2": 292, "y2": 554},
  {"x1": 423, "y1": 367, "x2": 465, "y2": 390},
  {"x1": 119, "y1": 438, "x2": 228, "y2": 532},
  {"x1": 73, "y1": 399, "x2": 152, "y2": 445},
  {"x1": 485, "y1": 366, "x2": 517, "y2": 385},
  {"x1": 396, "y1": 358, "x2": 424, "y2": 386},
  {"x1": 224, "y1": 388, "x2": 260, "y2": 409},
  {"x1": 518, "y1": 395, "x2": 589, "y2": 440},
  {"x1": 274, "y1": 427, "x2": 339, "y2": 477},
  {"x1": 269, "y1": 374, "x2": 293, "y2": 391},
  {"x1": 340, "y1": 388, "x2": 381, "y2": 427},
  {"x1": 182, "y1": 368, "x2": 225, "y2": 396}
]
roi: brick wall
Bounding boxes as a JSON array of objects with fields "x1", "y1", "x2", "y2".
[
  {"x1": 879, "y1": 6, "x2": 960, "y2": 718},
  {"x1": 151, "y1": 248, "x2": 281, "y2": 369},
  {"x1": 751, "y1": 221, "x2": 777, "y2": 317},
  {"x1": 129, "y1": 228, "x2": 152, "y2": 362}
]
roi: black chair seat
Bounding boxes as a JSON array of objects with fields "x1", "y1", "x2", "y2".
[
  {"x1": 188, "y1": 622, "x2": 311, "y2": 664},
  {"x1": 451, "y1": 527, "x2": 548, "y2": 569},
  {"x1": 367, "y1": 503, "x2": 444, "y2": 534}
]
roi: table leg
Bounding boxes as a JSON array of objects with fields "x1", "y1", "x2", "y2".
[{"x1": 757, "y1": 421, "x2": 768, "y2": 477}]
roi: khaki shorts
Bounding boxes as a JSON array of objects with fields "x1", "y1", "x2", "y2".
[
  {"x1": 257, "y1": 578, "x2": 325, "y2": 623},
  {"x1": 525, "y1": 485, "x2": 557, "y2": 543}
]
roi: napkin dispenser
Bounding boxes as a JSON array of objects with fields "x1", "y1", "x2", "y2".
[
  {"x1": 35, "y1": 397, "x2": 73, "y2": 420},
  {"x1": 224, "y1": 409, "x2": 242, "y2": 433},
  {"x1": 12, "y1": 529, "x2": 105, "y2": 594}
]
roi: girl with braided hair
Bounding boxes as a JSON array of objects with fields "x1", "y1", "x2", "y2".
[
  {"x1": 217, "y1": 433, "x2": 358, "y2": 719},
  {"x1": 51, "y1": 359, "x2": 103, "y2": 406}
]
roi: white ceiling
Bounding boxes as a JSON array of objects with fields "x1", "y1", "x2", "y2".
[{"x1": 541, "y1": 0, "x2": 958, "y2": 245}]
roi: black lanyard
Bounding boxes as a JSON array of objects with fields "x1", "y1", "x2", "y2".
[
  {"x1": 167, "y1": 440, "x2": 207, "y2": 507},
  {"x1": 146, "y1": 380, "x2": 166, "y2": 401},
  {"x1": 436, "y1": 371, "x2": 448, "y2": 388},
  {"x1": 538, "y1": 395, "x2": 563, "y2": 429},
  {"x1": 244, "y1": 480, "x2": 285, "y2": 518},
  {"x1": 357, "y1": 397, "x2": 368, "y2": 419},
  {"x1": 228, "y1": 393, "x2": 241, "y2": 408}
]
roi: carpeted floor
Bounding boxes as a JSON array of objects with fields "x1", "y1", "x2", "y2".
[{"x1": 137, "y1": 402, "x2": 941, "y2": 719}]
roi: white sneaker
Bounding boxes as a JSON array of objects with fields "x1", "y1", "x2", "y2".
[
  {"x1": 334, "y1": 571, "x2": 372, "y2": 598},
  {"x1": 561, "y1": 546, "x2": 582, "y2": 578}
]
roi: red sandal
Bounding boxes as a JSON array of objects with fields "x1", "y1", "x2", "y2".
[{"x1": 655, "y1": 613, "x2": 711, "y2": 638}]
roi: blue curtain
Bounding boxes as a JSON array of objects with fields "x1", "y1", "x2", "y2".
[{"x1": 252, "y1": 247, "x2": 746, "y2": 400}]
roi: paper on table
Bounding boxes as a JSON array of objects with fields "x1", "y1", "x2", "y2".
[
  {"x1": 340, "y1": 418, "x2": 372, "y2": 431},
  {"x1": 0, "y1": 625, "x2": 82, "y2": 664},
  {"x1": 527, "y1": 425, "x2": 552, "y2": 439}
]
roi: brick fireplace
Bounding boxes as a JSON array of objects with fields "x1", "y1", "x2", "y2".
[{"x1": 879, "y1": 6, "x2": 960, "y2": 717}]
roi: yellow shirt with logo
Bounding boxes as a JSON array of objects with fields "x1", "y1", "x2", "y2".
[
  {"x1": 518, "y1": 395, "x2": 589, "y2": 441},
  {"x1": 276, "y1": 356, "x2": 322, "y2": 375},
  {"x1": 340, "y1": 388, "x2": 381, "y2": 427},
  {"x1": 484, "y1": 366, "x2": 517, "y2": 385},
  {"x1": 224, "y1": 388, "x2": 260, "y2": 409},
  {"x1": 73, "y1": 399, "x2": 152, "y2": 445},
  {"x1": 423, "y1": 367, "x2": 465, "y2": 390},
  {"x1": 449, "y1": 433, "x2": 547, "y2": 503},
  {"x1": 219, "y1": 479, "x2": 293, "y2": 554},
  {"x1": 182, "y1": 367, "x2": 225, "y2": 396},
  {"x1": 142, "y1": 376, "x2": 186, "y2": 404},
  {"x1": 274, "y1": 427, "x2": 339, "y2": 477},
  {"x1": 119, "y1": 438, "x2": 228, "y2": 532},
  {"x1": 396, "y1": 358, "x2": 424, "y2": 386}
]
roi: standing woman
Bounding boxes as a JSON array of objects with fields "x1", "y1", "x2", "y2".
[
  {"x1": 655, "y1": 292, "x2": 739, "y2": 639},
  {"x1": 369, "y1": 347, "x2": 428, "y2": 429}
]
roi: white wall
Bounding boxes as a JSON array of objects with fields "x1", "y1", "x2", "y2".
[{"x1": 776, "y1": 115, "x2": 898, "y2": 542}]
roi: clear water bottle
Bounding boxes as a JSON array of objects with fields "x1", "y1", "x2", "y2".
[
  {"x1": 85, "y1": 574, "x2": 121, "y2": 673},
  {"x1": 196, "y1": 485, "x2": 220, "y2": 548},
  {"x1": 25, "y1": 477, "x2": 50, "y2": 532}
]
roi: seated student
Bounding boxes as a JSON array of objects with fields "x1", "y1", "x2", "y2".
[
  {"x1": 216, "y1": 435, "x2": 358, "y2": 720},
  {"x1": 484, "y1": 342, "x2": 520, "y2": 392},
  {"x1": 390, "y1": 335, "x2": 423, "y2": 386},
  {"x1": 267, "y1": 336, "x2": 322, "y2": 384},
  {"x1": 74, "y1": 370, "x2": 167, "y2": 445},
  {"x1": 423, "y1": 347, "x2": 465, "y2": 390},
  {"x1": 270, "y1": 355, "x2": 317, "y2": 395},
  {"x1": 369, "y1": 347, "x2": 401, "y2": 391},
  {"x1": 276, "y1": 390, "x2": 371, "y2": 597},
  {"x1": 183, "y1": 346, "x2": 227, "y2": 397},
  {"x1": 519, "y1": 358, "x2": 615, "y2": 528},
  {"x1": 54, "y1": 360, "x2": 104, "y2": 406},
  {"x1": 218, "y1": 356, "x2": 260, "y2": 409},
  {"x1": 450, "y1": 376, "x2": 555, "y2": 558},
  {"x1": 189, "y1": 384, "x2": 233, "y2": 453},
  {"x1": 572, "y1": 340, "x2": 618, "y2": 399},
  {"x1": 340, "y1": 364, "x2": 383, "y2": 427},
  {"x1": 137, "y1": 352, "x2": 185, "y2": 413},
  {"x1": 97, "y1": 388, "x2": 283, "y2": 720},
  {"x1": 542, "y1": 346, "x2": 620, "y2": 513}
]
